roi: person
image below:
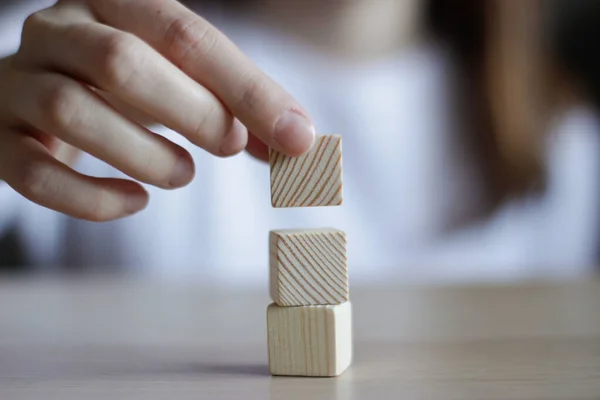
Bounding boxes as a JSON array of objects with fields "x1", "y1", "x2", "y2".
[{"x1": 0, "y1": 0, "x2": 598, "y2": 283}]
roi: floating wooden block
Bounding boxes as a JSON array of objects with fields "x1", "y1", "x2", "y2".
[
  {"x1": 270, "y1": 228, "x2": 348, "y2": 306},
  {"x1": 270, "y1": 135, "x2": 343, "y2": 208},
  {"x1": 267, "y1": 301, "x2": 352, "y2": 377}
]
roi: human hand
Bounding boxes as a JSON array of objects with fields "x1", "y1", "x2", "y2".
[{"x1": 0, "y1": 0, "x2": 315, "y2": 221}]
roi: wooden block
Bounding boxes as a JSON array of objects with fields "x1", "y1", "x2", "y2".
[
  {"x1": 267, "y1": 301, "x2": 352, "y2": 377},
  {"x1": 270, "y1": 135, "x2": 343, "y2": 208},
  {"x1": 270, "y1": 228, "x2": 348, "y2": 306}
]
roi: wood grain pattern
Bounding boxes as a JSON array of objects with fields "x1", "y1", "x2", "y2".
[
  {"x1": 270, "y1": 228, "x2": 348, "y2": 306},
  {"x1": 267, "y1": 301, "x2": 352, "y2": 377},
  {"x1": 270, "y1": 135, "x2": 343, "y2": 208}
]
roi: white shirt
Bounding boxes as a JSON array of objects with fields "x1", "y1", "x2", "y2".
[{"x1": 1, "y1": 1, "x2": 599, "y2": 285}]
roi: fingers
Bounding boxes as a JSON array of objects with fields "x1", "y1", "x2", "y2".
[
  {"x1": 0, "y1": 130, "x2": 149, "y2": 221},
  {"x1": 88, "y1": 0, "x2": 316, "y2": 156},
  {"x1": 8, "y1": 71, "x2": 195, "y2": 189},
  {"x1": 19, "y1": 10, "x2": 247, "y2": 157},
  {"x1": 246, "y1": 132, "x2": 270, "y2": 162}
]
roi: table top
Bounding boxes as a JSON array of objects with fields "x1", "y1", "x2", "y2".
[{"x1": 1, "y1": 277, "x2": 600, "y2": 399}]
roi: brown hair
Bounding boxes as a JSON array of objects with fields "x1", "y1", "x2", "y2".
[
  {"x1": 212, "y1": 0, "x2": 554, "y2": 209},
  {"x1": 184, "y1": 0, "x2": 599, "y2": 200},
  {"x1": 428, "y1": 0, "x2": 548, "y2": 209},
  {"x1": 550, "y1": 0, "x2": 600, "y2": 109}
]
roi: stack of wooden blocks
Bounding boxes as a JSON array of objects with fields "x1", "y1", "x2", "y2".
[{"x1": 267, "y1": 134, "x2": 352, "y2": 377}]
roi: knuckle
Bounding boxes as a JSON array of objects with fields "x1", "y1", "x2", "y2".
[
  {"x1": 39, "y1": 83, "x2": 80, "y2": 132},
  {"x1": 19, "y1": 10, "x2": 52, "y2": 58},
  {"x1": 98, "y1": 32, "x2": 140, "y2": 90},
  {"x1": 190, "y1": 104, "x2": 221, "y2": 146},
  {"x1": 165, "y1": 17, "x2": 220, "y2": 67},
  {"x1": 137, "y1": 151, "x2": 161, "y2": 182},
  {"x1": 22, "y1": 11, "x2": 48, "y2": 38},
  {"x1": 236, "y1": 76, "x2": 266, "y2": 114},
  {"x1": 126, "y1": 146, "x2": 171, "y2": 187},
  {"x1": 79, "y1": 188, "x2": 110, "y2": 222},
  {"x1": 19, "y1": 161, "x2": 59, "y2": 200}
]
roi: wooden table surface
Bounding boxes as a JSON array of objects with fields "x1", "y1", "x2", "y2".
[{"x1": 1, "y1": 277, "x2": 600, "y2": 399}]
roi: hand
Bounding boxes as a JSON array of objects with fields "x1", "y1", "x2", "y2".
[{"x1": 0, "y1": 0, "x2": 316, "y2": 221}]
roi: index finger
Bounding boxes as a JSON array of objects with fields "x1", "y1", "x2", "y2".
[{"x1": 88, "y1": 0, "x2": 316, "y2": 156}]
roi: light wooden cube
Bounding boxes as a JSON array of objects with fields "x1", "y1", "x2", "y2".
[
  {"x1": 270, "y1": 228, "x2": 348, "y2": 306},
  {"x1": 270, "y1": 135, "x2": 343, "y2": 208},
  {"x1": 267, "y1": 301, "x2": 352, "y2": 377}
]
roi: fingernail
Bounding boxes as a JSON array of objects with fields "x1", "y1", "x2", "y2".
[
  {"x1": 169, "y1": 153, "x2": 195, "y2": 188},
  {"x1": 124, "y1": 191, "x2": 149, "y2": 215},
  {"x1": 274, "y1": 110, "x2": 316, "y2": 155}
]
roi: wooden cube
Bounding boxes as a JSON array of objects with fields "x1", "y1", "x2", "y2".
[
  {"x1": 270, "y1": 135, "x2": 343, "y2": 208},
  {"x1": 267, "y1": 302, "x2": 352, "y2": 377},
  {"x1": 270, "y1": 228, "x2": 348, "y2": 306}
]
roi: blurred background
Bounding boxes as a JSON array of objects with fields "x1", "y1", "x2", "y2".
[{"x1": 0, "y1": 0, "x2": 599, "y2": 286}]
